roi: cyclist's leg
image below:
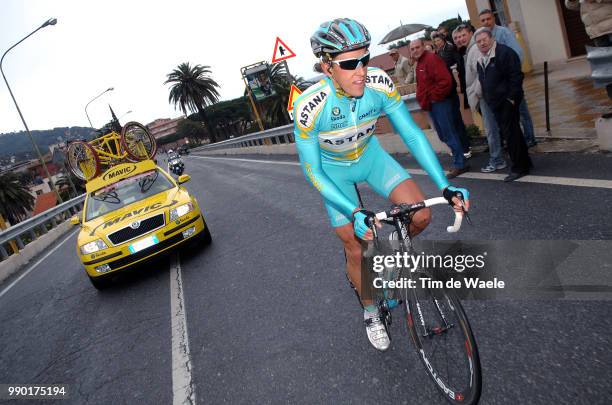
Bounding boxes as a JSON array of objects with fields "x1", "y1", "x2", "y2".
[
  {"x1": 365, "y1": 138, "x2": 431, "y2": 236},
  {"x1": 334, "y1": 222, "x2": 373, "y2": 307},
  {"x1": 388, "y1": 180, "x2": 431, "y2": 237},
  {"x1": 321, "y1": 163, "x2": 372, "y2": 307}
]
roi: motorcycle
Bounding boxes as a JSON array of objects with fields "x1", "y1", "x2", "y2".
[{"x1": 167, "y1": 153, "x2": 185, "y2": 176}]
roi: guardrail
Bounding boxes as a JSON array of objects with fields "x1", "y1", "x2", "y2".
[
  {"x1": 192, "y1": 93, "x2": 420, "y2": 152},
  {"x1": 0, "y1": 194, "x2": 85, "y2": 260},
  {"x1": 586, "y1": 45, "x2": 612, "y2": 89}
]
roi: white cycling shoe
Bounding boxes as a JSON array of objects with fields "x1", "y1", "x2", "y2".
[{"x1": 364, "y1": 308, "x2": 391, "y2": 351}]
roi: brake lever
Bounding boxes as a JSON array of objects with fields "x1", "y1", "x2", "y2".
[{"x1": 459, "y1": 200, "x2": 472, "y2": 226}]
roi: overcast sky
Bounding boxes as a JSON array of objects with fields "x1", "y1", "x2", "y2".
[{"x1": 0, "y1": 0, "x2": 468, "y2": 134}]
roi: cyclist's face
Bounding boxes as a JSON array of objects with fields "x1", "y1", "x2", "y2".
[{"x1": 325, "y1": 48, "x2": 368, "y2": 97}]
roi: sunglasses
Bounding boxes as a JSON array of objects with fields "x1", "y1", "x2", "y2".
[{"x1": 329, "y1": 52, "x2": 370, "y2": 70}]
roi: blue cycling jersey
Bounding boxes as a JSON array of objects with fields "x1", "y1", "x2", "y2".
[{"x1": 293, "y1": 67, "x2": 450, "y2": 221}]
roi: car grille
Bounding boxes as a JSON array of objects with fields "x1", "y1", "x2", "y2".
[{"x1": 107, "y1": 213, "x2": 165, "y2": 245}]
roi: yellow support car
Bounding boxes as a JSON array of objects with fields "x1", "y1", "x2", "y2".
[{"x1": 71, "y1": 160, "x2": 210, "y2": 289}]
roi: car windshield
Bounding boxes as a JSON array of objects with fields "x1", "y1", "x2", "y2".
[{"x1": 85, "y1": 170, "x2": 174, "y2": 221}]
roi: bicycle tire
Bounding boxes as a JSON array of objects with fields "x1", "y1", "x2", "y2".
[
  {"x1": 120, "y1": 121, "x2": 157, "y2": 161},
  {"x1": 66, "y1": 141, "x2": 101, "y2": 181},
  {"x1": 403, "y1": 270, "x2": 482, "y2": 404}
]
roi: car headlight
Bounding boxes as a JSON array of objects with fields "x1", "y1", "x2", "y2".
[
  {"x1": 170, "y1": 202, "x2": 193, "y2": 222},
  {"x1": 80, "y1": 239, "x2": 108, "y2": 255}
]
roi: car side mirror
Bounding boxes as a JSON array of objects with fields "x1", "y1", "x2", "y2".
[
  {"x1": 177, "y1": 174, "x2": 191, "y2": 184},
  {"x1": 70, "y1": 215, "x2": 81, "y2": 225}
]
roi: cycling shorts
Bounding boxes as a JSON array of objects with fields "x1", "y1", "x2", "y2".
[{"x1": 322, "y1": 136, "x2": 411, "y2": 227}]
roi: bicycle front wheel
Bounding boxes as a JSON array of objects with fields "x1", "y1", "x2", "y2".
[
  {"x1": 402, "y1": 271, "x2": 482, "y2": 404},
  {"x1": 66, "y1": 141, "x2": 101, "y2": 181},
  {"x1": 121, "y1": 121, "x2": 157, "y2": 161}
]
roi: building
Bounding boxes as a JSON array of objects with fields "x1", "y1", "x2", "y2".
[
  {"x1": 146, "y1": 117, "x2": 184, "y2": 142},
  {"x1": 464, "y1": 0, "x2": 591, "y2": 66},
  {"x1": 31, "y1": 192, "x2": 57, "y2": 215}
]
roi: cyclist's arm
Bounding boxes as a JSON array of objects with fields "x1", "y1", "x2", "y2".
[
  {"x1": 388, "y1": 105, "x2": 449, "y2": 191},
  {"x1": 368, "y1": 67, "x2": 449, "y2": 191},
  {"x1": 295, "y1": 131, "x2": 358, "y2": 218}
]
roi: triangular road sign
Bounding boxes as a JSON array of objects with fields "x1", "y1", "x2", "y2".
[
  {"x1": 272, "y1": 37, "x2": 296, "y2": 64},
  {"x1": 287, "y1": 84, "x2": 303, "y2": 112}
]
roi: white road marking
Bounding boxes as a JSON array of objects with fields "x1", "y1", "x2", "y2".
[
  {"x1": 0, "y1": 228, "x2": 79, "y2": 300},
  {"x1": 170, "y1": 253, "x2": 196, "y2": 405},
  {"x1": 190, "y1": 155, "x2": 612, "y2": 189}
]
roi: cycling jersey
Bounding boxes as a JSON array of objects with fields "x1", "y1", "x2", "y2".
[{"x1": 294, "y1": 67, "x2": 449, "y2": 226}]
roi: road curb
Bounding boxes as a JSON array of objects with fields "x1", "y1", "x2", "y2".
[{"x1": 0, "y1": 221, "x2": 75, "y2": 285}]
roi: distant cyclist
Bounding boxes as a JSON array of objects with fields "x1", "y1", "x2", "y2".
[{"x1": 293, "y1": 18, "x2": 470, "y2": 351}]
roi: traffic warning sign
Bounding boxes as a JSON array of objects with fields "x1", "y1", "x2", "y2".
[
  {"x1": 272, "y1": 37, "x2": 296, "y2": 64},
  {"x1": 287, "y1": 84, "x2": 302, "y2": 112}
]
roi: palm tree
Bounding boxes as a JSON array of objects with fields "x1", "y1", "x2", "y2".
[
  {"x1": 255, "y1": 63, "x2": 313, "y2": 128},
  {"x1": 0, "y1": 172, "x2": 35, "y2": 225},
  {"x1": 165, "y1": 63, "x2": 221, "y2": 143}
]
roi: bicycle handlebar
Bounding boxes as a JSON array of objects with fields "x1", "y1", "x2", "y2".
[{"x1": 373, "y1": 197, "x2": 464, "y2": 233}]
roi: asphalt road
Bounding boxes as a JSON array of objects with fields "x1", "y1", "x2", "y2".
[{"x1": 1, "y1": 151, "x2": 611, "y2": 404}]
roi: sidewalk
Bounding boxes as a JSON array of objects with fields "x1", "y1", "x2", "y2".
[{"x1": 523, "y1": 58, "x2": 610, "y2": 152}]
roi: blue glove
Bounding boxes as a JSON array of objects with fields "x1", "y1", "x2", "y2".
[
  {"x1": 443, "y1": 186, "x2": 470, "y2": 204},
  {"x1": 352, "y1": 209, "x2": 375, "y2": 240}
]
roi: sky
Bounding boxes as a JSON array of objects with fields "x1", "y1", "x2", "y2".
[{"x1": 0, "y1": 0, "x2": 469, "y2": 134}]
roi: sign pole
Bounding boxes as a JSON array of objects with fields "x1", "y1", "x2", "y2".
[
  {"x1": 283, "y1": 60, "x2": 295, "y2": 85},
  {"x1": 241, "y1": 74, "x2": 265, "y2": 132}
]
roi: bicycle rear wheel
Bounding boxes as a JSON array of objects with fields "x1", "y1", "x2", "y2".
[
  {"x1": 121, "y1": 121, "x2": 157, "y2": 161},
  {"x1": 402, "y1": 270, "x2": 482, "y2": 404},
  {"x1": 66, "y1": 141, "x2": 101, "y2": 181}
]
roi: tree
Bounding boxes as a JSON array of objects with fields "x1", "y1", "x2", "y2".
[
  {"x1": 437, "y1": 17, "x2": 465, "y2": 38},
  {"x1": 194, "y1": 96, "x2": 258, "y2": 139},
  {"x1": 0, "y1": 172, "x2": 35, "y2": 225},
  {"x1": 175, "y1": 119, "x2": 207, "y2": 145},
  {"x1": 165, "y1": 63, "x2": 221, "y2": 143},
  {"x1": 255, "y1": 63, "x2": 313, "y2": 128},
  {"x1": 388, "y1": 39, "x2": 409, "y2": 50}
]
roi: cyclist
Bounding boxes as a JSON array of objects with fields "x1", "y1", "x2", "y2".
[{"x1": 294, "y1": 18, "x2": 470, "y2": 351}]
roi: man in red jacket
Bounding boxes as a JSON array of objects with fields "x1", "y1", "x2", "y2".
[{"x1": 411, "y1": 38, "x2": 468, "y2": 178}]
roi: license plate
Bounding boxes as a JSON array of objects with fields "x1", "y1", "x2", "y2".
[{"x1": 129, "y1": 235, "x2": 159, "y2": 253}]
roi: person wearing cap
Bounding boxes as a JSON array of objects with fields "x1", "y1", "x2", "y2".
[{"x1": 389, "y1": 48, "x2": 415, "y2": 85}]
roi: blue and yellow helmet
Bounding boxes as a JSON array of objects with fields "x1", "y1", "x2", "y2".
[{"x1": 310, "y1": 18, "x2": 371, "y2": 58}]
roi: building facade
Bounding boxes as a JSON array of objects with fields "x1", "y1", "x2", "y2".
[
  {"x1": 146, "y1": 117, "x2": 184, "y2": 142},
  {"x1": 465, "y1": 0, "x2": 591, "y2": 66}
]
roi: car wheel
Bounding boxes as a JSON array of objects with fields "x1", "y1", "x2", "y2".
[{"x1": 88, "y1": 274, "x2": 111, "y2": 290}]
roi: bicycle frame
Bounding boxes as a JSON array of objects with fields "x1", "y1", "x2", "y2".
[{"x1": 90, "y1": 131, "x2": 128, "y2": 165}]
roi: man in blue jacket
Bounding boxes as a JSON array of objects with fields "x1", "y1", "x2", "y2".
[{"x1": 475, "y1": 27, "x2": 532, "y2": 182}]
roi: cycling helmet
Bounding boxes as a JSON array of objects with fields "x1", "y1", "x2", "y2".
[{"x1": 310, "y1": 18, "x2": 371, "y2": 58}]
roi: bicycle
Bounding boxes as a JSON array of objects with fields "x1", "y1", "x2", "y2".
[
  {"x1": 360, "y1": 197, "x2": 482, "y2": 404},
  {"x1": 66, "y1": 121, "x2": 157, "y2": 181}
]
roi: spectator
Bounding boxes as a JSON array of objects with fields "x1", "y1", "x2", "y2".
[
  {"x1": 455, "y1": 24, "x2": 507, "y2": 173},
  {"x1": 475, "y1": 27, "x2": 532, "y2": 182},
  {"x1": 437, "y1": 25, "x2": 450, "y2": 42},
  {"x1": 389, "y1": 48, "x2": 415, "y2": 85},
  {"x1": 431, "y1": 32, "x2": 472, "y2": 157},
  {"x1": 411, "y1": 38, "x2": 469, "y2": 178},
  {"x1": 479, "y1": 9, "x2": 537, "y2": 147},
  {"x1": 566, "y1": 0, "x2": 612, "y2": 99}
]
